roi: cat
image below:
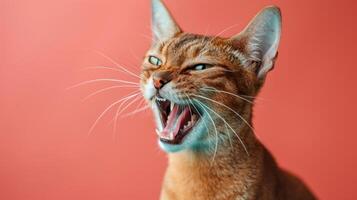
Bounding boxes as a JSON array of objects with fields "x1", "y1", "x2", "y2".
[{"x1": 140, "y1": 0, "x2": 317, "y2": 199}]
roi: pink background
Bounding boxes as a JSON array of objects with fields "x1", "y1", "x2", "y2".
[{"x1": 1, "y1": 0, "x2": 357, "y2": 199}]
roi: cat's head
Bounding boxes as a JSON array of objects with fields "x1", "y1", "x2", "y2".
[{"x1": 141, "y1": 0, "x2": 281, "y2": 153}]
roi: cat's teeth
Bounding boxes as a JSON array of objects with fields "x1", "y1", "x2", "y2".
[
  {"x1": 156, "y1": 97, "x2": 166, "y2": 101},
  {"x1": 169, "y1": 132, "x2": 175, "y2": 140},
  {"x1": 183, "y1": 121, "x2": 191, "y2": 131},
  {"x1": 191, "y1": 114, "x2": 197, "y2": 122},
  {"x1": 170, "y1": 101, "x2": 174, "y2": 111}
]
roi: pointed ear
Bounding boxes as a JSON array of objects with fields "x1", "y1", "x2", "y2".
[
  {"x1": 151, "y1": 0, "x2": 181, "y2": 45},
  {"x1": 232, "y1": 6, "x2": 281, "y2": 79}
]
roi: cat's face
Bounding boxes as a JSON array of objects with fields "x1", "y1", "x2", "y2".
[
  {"x1": 141, "y1": 0, "x2": 281, "y2": 153},
  {"x1": 141, "y1": 34, "x2": 256, "y2": 152}
]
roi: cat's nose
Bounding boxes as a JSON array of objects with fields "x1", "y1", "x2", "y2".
[{"x1": 152, "y1": 71, "x2": 172, "y2": 89}]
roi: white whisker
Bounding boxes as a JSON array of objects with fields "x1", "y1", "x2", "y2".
[
  {"x1": 194, "y1": 99, "x2": 249, "y2": 156},
  {"x1": 67, "y1": 78, "x2": 139, "y2": 90},
  {"x1": 81, "y1": 66, "x2": 133, "y2": 74},
  {"x1": 112, "y1": 95, "x2": 135, "y2": 140},
  {"x1": 224, "y1": 124, "x2": 234, "y2": 150},
  {"x1": 117, "y1": 95, "x2": 141, "y2": 118},
  {"x1": 202, "y1": 87, "x2": 254, "y2": 104},
  {"x1": 210, "y1": 23, "x2": 241, "y2": 42},
  {"x1": 193, "y1": 94, "x2": 255, "y2": 134},
  {"x1": 184, "y1": 93, "x2": 209, "y2": 133},
  {"x1": 93, "y1": 50, "x2": 141, "y2": 79},
  {"x1": 192, "y1": 98, "x2": 219, "y2": 165},
  {"x1": 121, "y1": 104, "x2": 149, "y2": 118},
  {"x1": 121, "y1": 98, "x2": 147, "y2": 118},
  {"x1": 112, "y1": 95, "x2": 141, "y2": 139},
  {"x1": 82, "y1": 85, "x2": 139, "y2": 101},
  {"x1": 87, "y1": 91, "x2": 140, "y2": 136},
  {"x1": 241, "y1": 94, "x2": 268, "y2": 102}
]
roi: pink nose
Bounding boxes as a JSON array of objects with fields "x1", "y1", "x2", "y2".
[
  {"x1": 153, "y1": 78, "x2": 165, "y2": 89},
  {"x1": 152, "y1": 71, "x2": 172, "y2": 89}
]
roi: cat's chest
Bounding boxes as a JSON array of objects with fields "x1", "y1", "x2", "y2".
[{"x1": 161, "y1": 166, "x2": 250, "y2": 200}]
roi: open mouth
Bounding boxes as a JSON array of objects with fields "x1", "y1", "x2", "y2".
[{"x1": 154, "y1": 95, "x2": 200, "y2": 145}]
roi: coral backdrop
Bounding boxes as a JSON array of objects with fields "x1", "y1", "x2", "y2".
[{"x1": 1, "y1": 0, "x2": 356, "y2": 199}]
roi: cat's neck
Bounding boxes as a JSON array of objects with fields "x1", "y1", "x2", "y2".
[{"x1": 161, "y1": 129, "x2": 267, "y2": 200}]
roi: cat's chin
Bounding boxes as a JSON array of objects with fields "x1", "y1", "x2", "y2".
[{"x1": 158, "y1": 140, "x2": 187, "y2": 152}]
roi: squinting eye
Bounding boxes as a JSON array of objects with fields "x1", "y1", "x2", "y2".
[
  {"x1": 193, "y1": 64, "x2": 208, "y2": 70},
  {"x1": 148, "y1": 56, "x2": 162, "y2": 66}
]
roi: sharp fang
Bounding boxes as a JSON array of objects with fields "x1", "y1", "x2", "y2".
[
  {"x1": 169, "y1": 132, "x2": 175, "y2": 140},
  {"x1": 170, "y1": 101, "x2": 174, "y2": 111}
]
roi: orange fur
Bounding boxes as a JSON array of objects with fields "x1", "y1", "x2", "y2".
[{"x1": 141, "y1": 1, "x2": 316, "y2": 199}]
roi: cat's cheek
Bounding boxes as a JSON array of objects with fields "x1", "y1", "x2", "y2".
[{"x1": 143, "y1": 77, "x2": 156, "y2": 100}]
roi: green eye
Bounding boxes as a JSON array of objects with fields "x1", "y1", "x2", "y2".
[
  {"x1": 193, "y1": 64, "x2": 208, "y2": 70},
  {"x1": 148, "y1": 56, "x2": 162, "y2": 66}
]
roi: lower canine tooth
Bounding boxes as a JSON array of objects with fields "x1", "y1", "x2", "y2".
[{"x1": 169, "y1": 132, "x2": 174, "y2": 140}]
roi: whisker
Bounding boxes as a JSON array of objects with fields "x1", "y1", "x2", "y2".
[
  {"x1": 112, "y1": 95, "x2": 141, "y2": 139},
  {"x1": 224, "y1": 123, "x2": 234, "y2": 150},
  {"x1": 132, "y1": 97, "x2": 146, "y2": 113},
  {"x1": 201, "y1": 87, "x2": 254, "y2": 104},
  {"x1": 240, "y1": 94, "x2": 268, "y2": 102},
  {"x1": 129, "y1": 48, "x2": 144, "y2": 63},
  {"x1": 184, "y1": 93, "x2": 209, "y2": 133},
  {"x1": 209, "y1": 23, "x2": 241, "y2": 42},
  {"x1": 141, "y1": 25, "x2": 166, "y2": 46},
  {"x1": 82, "y1": 85, "x2": 139, "y2": 101},
  {"x1": 87, "y1": 91, "x2": 140, "y2": 136},
  {"x1": 117, "y1": 95, "x2": 141, "y2": 118},
  {"x1": 191, "y1": 98, "x2": 219, "y2": 165},
  {"x1": 112, "y1": 95, "x2": 134, "y2": 140},
  {"x1": 192, "y1": 94, "x2": 255, "y2": 134},
  {"x1": 121, "y1": 98, "x2": 147, "y2": 118},
  {"x1": 194, "y1": 99, "x2": 249, "y2": 156},
  {"x1": 81, "y1": 66, "x2": 134, "y2": 74},
  {"x1": 121, "y1": 104, "x2": 149, "y2": 118},
  {"x1": 93, "y1": 50, "x2": 141, "y2": 79},
  {"x1": 67, "y1": 78, "x2": 139, "y2": 90},
  {"x1": 200, "y1": 23, "x2": 241, "y2": 56}
]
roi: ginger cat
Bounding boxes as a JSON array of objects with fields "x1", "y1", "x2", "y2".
[{"x1": 141, "y1": 0, "x2": 316, "y2": 199}]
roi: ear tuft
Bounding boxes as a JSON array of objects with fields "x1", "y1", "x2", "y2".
[
  {"x1": 232, "y1": 6, "x2": 282, "y2": 79},
  {"x1": 151, "y1": 0, "x2": 181, "y2": 45}
]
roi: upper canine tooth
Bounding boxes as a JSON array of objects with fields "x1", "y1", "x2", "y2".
[{"x1": 170, "y1": 101, "x2": 174, "y2": 111}]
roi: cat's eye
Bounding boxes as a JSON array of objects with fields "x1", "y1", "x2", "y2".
[
  {"x1": 148, "y1": 56, "x2": 162, "y2": 66},
  {"x1": 193, "y1": 64, "x2": 209, "y2": 71}
]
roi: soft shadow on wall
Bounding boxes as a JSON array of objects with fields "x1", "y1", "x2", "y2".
[{"x1": 1, "y1": 0, "x2": 357, "y2": 199}]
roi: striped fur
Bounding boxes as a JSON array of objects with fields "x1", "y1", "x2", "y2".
[{"x1": 140, "y1": 1, "x2": 316, "y2": 199}]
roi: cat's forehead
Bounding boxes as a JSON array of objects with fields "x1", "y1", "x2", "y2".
[{"x1": 149, "y1": 33, "x2": 224, "y2": 66}]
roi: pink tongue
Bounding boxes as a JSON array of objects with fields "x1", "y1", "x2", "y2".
[{"x1": 160, "y1": 105, "x2": 190, "y2": 140}]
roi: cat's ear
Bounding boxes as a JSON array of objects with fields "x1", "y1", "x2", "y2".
[
  {"x1": 151, "y1": 0, "x2": 181, "y2": 45},
  {"x1": 231, "y1": 6, "x2": 281, "y2": 79}
]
